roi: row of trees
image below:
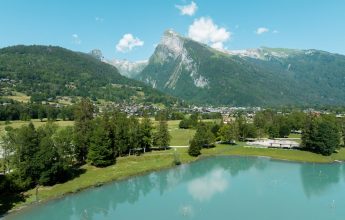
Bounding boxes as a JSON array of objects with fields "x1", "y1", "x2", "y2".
[
  {"x1": 0, "y1": 99, "x2": 171, "y2": 194},
  {"x1": 0, "y1": 99, "x2": 75, "y2": 121},
  {"x1": 1, "y1": 123, "x2": 75, "y2": 191},
  {"x1": 188, "y1": 110, "x2": 345, "y2": 157}
]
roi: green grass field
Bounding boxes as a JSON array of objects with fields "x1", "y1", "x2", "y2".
[
  {"x1": 166, "y1": 120, "x2": 195, "y2": 146},
  {"x1": 202, "y1": 144, "x2": 345, "y2": 163},
  {"x1": 169, "y1": 128, "x2": 195, "y2": 145},
  {"x1": 0, "y1": 120, "x2": 74, "y2": 136},
  {"x1": 288, "y1": 133, "x2": 302, "y2": 138},
  {"x1": 3, "y1": 92, "x2": 30, "y2": 103}
]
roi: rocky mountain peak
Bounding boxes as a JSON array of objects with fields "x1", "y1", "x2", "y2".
[
  {"x1": 160, "y1": 29, "x2": 185, "y2": 57},
  {"x1": 89, "y1": 49, "x2": 104, "y2": 60}
]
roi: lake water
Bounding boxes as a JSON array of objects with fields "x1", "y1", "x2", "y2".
[{"x1": 5, "y1": 156, "x2": 345, "y2": 220}]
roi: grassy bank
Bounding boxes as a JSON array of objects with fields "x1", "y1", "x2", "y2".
[
  {"x1": 5, "y1": 143, "x2": 345, "y2": 214},
  {"x1": 203, "y1": 144, "x2": 345, "y2": 163},
  {"x1": 6, "y1": 150, "x2": 196, "y2": 213}
]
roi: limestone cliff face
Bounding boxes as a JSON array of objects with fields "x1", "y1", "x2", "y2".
[{"x1": 141, "y1": 30, "x2": 209, "y2": 90}]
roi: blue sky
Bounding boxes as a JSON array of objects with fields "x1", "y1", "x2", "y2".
[{"x1": 0, "y1": 0, "x2": 345, "y2": 60}]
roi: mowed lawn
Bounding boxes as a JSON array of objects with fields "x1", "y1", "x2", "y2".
[
  {"x1": 151, "y1": 119, "x2": 196, "y2": 146},
  {"x1": 202, "y1": 143, "x2": 345, "y2": 163}
]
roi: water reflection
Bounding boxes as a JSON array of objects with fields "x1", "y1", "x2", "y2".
[
  {"x1": 216, "y1": 156, "x2": 268, "y2": 177},
  {"x1": 300, "y1": 163, "x2": 341, "y2": 198},
  {"x1": 6, "y1": 157, "x2": 278, "y2": 220},
  {"x1": 188, "y1": 168, "x2": 229, "y2": 202}
]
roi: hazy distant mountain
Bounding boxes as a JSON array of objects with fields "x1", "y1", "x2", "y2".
[
  {"x1": 106, "y1": 59, "x2": 148, "y2": 79},
  {"x1": 138, "y1": 30, "x2": 345, "y2": 106}
]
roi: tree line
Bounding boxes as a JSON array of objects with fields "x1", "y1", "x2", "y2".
[
  {"x1": 0, "y1": 99, "x2": 170, "y2": 195},
  {"x1": 0, "y1": 99, "x2": 75, "y2": 121},
  {"x1": 188, "y1": 110, "x2": 345, "y2": 157}
]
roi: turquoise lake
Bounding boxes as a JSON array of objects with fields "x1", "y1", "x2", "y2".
[{"x1": 5, "y1": 156, "x2": 345, "y2": 220}]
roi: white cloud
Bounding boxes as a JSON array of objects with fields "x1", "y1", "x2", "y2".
[
  {"x1": 116, "y1": 34, "x2": 144, "y2": 53},
  {"x1": 72, "y1": 34, "x2": 81, "y2": 44},
  {"x1": 188, "y1": 17, "x2": 231, "y2": 50},
  {"x1": 272, "y1": 30, "x2": 279, "y2": 34},
  {"x1": 175, "y1": 1, "x2": 198, "y2": 16},
  {"x1": 256, "y1": 27, "x2": 269, "y2": 35}
]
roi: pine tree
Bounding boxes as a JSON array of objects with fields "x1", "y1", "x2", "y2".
[
  {"x1": 139, "y1": 115, "x2": 153, "y2": 152},
  {"x1": 154, "y1": 120, "x2": 171, "y2": 149},
  {"x1": 74, "y1": 99, "x2": 94, "y2": 164},
  {"x1": 53, "y1": 126, "x2": 75, "y2": 166},
  {"x1": 188, "y1": 138, "x2": 201, "y2": 157},
  {"x1": 128, "y1": 116, "x2": 141, "y2": 154},
  {"x1": 188, "y1": 123, "x2": 215, "y2": 156},
  {"x1": 112, "y1": 111, "x2": 130, "y2": 156},
  {"x1": 13, "y1": 122, "x2": 40, "y2": 188},
  {"x1": 87, "y1": 118, "x2": 115, "y2": 167}
]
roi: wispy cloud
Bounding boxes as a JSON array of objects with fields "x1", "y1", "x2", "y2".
[
  {"x1": 116, "y1": 34, "x2": 144, "y2": 53},
  {"x1": 272, "y1": 30, "x2": 279, "y2": 34},
  {"x1": 188, "y1": 17, "x2": 231, "y2": 50},
  {"x1": 72, "y1": 34, "x2": 81, "y2": 44},
  {"x1": 256, "y1": 27, "x2": 269, "y2": 35},
  {"x1": 175, "y1": 1, "x2": 198, "y2": 16}
]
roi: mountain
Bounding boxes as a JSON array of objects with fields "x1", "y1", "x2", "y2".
[
  {"x1": 106, "y1": 59, "x2": 148, "y2": 78},
  {"x1": 138, "y1": 30, "x2": 345, "y2": 106},
  {"x1": 0, "y1": 45, "x2": 177, "y2": 105},
  {"x1": 89, "y1": 49, "x2": 104, "y2": 61}
]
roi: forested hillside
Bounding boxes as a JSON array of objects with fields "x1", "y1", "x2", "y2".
[{"x1": 0, "y1": 45, "x2": 177, "y2": 105}]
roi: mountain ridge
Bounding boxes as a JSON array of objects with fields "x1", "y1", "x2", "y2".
[{"x1": 137, "y1": 30, "x2": 345, "y2": 106}]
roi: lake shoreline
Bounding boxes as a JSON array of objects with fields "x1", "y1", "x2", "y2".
[{"x1": 3, "y1": 145, "x2": 345, "y2": 217}]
